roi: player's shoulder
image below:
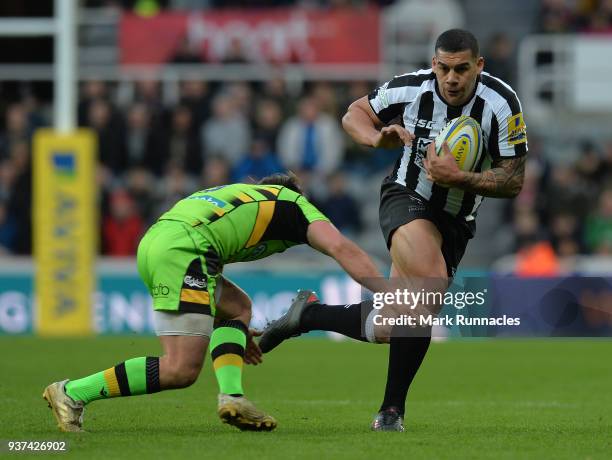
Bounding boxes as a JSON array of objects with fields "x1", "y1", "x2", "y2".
[
  {"x1": 387, "y1": 69, "x2": 436, "y2": 89},
  {"x1": 478, "y1": 72, "x2": 522, "y2": 114}
]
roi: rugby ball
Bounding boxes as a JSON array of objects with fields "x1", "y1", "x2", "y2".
[{"x1": 434, "y1": 115, "x2": 483, "y2": 172}]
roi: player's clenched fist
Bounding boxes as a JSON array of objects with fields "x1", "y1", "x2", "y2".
[{"x1": 373, "y1": 125, "x2": 415, "y2": 149}]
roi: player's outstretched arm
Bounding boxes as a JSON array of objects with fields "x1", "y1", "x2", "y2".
[
  {"x1": 342, "y1": 96, "x2": 414, "y2": 149},
  {"x1": 306, "y1": 220, "x2": 384, "y2": 293}
]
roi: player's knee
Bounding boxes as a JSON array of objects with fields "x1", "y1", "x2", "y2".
[
  {"x1": 165, "y1": 360, "x2": 202, "y2": 388},
  {"x1": 176, "y1": 365, "x2": 201, "y2": 388}
]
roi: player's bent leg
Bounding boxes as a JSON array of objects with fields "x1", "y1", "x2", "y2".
[
  {"x1": 43, "y1": 312, "x2": 210, "y2": 432},
  {"x1": 158, "y1": 334, "x2": 208, "y2": 389},
  {"x1": 373, "y1": 219, "x2": 447, "y2": 343},
  {"x1": 213, "y1": 277, "x2": 277, "y2": 431}
]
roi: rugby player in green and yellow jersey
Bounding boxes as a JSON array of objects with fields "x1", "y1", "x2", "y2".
[{"x1": 43, "y1": 173, "x2": 385, "y2": 432}]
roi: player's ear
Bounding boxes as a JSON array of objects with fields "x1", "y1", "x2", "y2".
[
  {"x1": 432, "y1": 55, "x2": 437, "y2": 69},
  {"x1": 476, "y1": 56, "x2": 484, "y2": 73}
]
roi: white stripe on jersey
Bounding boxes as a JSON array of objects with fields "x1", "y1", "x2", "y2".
[{"x1": 414, "y1": 89, "x2": 447, "y2": 199}]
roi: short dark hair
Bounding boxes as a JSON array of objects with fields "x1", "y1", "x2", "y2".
[
  {"x1": 258, "y1": 172, "x2": 303, "y2": 195},
  {"x1": 435, "y1": 29, "x2": 480, "y2": 58}
]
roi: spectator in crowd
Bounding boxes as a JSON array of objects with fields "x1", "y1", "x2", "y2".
[
  {"x1": 125, "y1": 103, "x2": 159, "y2": 171},
  {"x1": 585, "y1": 188, "x2": 612, "y2": 254},
  {"x1": 226, "y1": 82, "x2": 254, "y2": 118},
  {"x1": 0, "y1": 201, "x2": 17, "y2": 255},
  {"x1": 87, "y1": 98, "x2": 128, "y2": 175},
  {"x1": 201, "y1": 93, "x2": 251, "y2": 166},
  {"x1": 6, "y1": 140, "x2": 32, "y2": 254},
  {"x1": 179, "y1": 80, "x2": 212, "y2": 129},
  {"x1": 200, "y1": 154, "x2": 231, "y2": 189},
  {"x1": 0, "y1": 160, "x2": 17, "y2": 202},
  {"x1": 319, "y1": 171, "x2": 362, "y2": 235},
  {"x1": 103, "y1": 188, "x2": 144, "y2": 256},
  {"x1": 232, "y1": 138, "x2": 283, "y2": 183},
  {"x1": 549, "y1": 212, "x2": 583, "y2": 256},
  {"x1": 133, "y1": 79, "x2": 166, "y2": 129},
  {"x1": 484, "y1": 33, "x2": 515, "y2": 87},
  {"x1": 574, "y1": 140, "x2": 604, "y2": 187},
  {"x1": 0, "y1": 104, "x2": 32, "y2": 161},
  {"x1": 21, "y1": 94, "x2": 46, "y2": 131},
  {"x1": 78, "y1": 80, "x2": 110, "y2": 126},
  {"x1": 311, "y1": 82, "x2": 340, "y2": 118},
  {"x1": 543, "y1": 164, "x2": 595, "y2": 222},
  {"x1": 160, "y1": 104, "x2": 202, "y2": 175},
  {"x1": 277, "y1": 95, "x2": 344, "y2": 175},
  {"x1": 253, "y1": 98, "x2": 283, "y2": 151},
  {"x1": 539, "y1": 0, "x2": 578, "y2": 33},
  {"x1": 513, "y1": 207, "x2": 544, "y2": 252},
  {"x1": 259, "y1": 75, "x2": 293, "y2": 116},
  {"x1": 155, "y1": 161, "x2": 198, "y2": 217},
  {"x1": 125, "y1": 167, "x2": 159, "y2": 225},
  {"x1": 587, "y1": 0, "x2": 612, "y2": 32}
]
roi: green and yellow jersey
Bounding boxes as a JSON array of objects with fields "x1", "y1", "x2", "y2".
[{"x1": 159, "y1": 183, "x2": 330, "y2": 264}]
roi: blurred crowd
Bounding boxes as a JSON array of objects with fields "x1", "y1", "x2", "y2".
[
  {"x1": 510, "y1": 138, "x2": 612, "y2": 267},
  {"x1": 539, "y1": 0, "x2": 612, "y2": 33},
  {"x1": 2, "y1": 76, "x2": 611, "y2": 262},
  {"x1": 0, "y1": 79, "x2": 374, "y2": 256},
  {"x1": 1, "y1": 0, "x2": 611, "y2": 263}
]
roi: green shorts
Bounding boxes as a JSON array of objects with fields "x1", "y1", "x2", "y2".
[{"x1": 137, "y1": 219, "x2": 222, "y2": 316}]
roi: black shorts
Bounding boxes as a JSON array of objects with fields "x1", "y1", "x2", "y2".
[{"x1": 379, "y1": 181, "x2": 476, "y2": 278}]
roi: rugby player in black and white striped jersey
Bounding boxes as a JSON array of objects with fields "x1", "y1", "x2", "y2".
[{"x1": 259, "y1": 29, "x2": 527, "y2": 431}]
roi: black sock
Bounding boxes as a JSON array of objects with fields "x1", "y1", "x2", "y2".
[
  {"x1": 379, "y1": 331, "x2": 431, "y2": 415},
  {"x1": 299, "y1": 301, "x2": 373, "y2": 342}
]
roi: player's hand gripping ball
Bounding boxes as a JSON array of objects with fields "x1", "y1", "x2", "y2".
[{"x1": 424, "y1": 115, "x2": 483, "y2": 187}]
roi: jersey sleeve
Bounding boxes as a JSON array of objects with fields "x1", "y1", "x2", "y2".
[
  {"x1": 368, "y1": 78, "x2": 406, "y2": 124},
  {"x1": 296, "y1": 195, "x2": 330, "y2": 224},
  {"x1": 490, "y1": 94, "x2": 528, "y2": 159}
]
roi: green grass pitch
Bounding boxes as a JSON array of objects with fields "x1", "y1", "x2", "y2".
[{"x1": 1, "y1": 337, "x2": 610, "y2": 459}]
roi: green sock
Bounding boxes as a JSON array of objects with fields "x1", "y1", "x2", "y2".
[
  {"x1": 210, "y1": 320, "x2": 247, "y2": 396},
  {"x1": 64, "y1": 357, "x2": 160, "y2": 404}
]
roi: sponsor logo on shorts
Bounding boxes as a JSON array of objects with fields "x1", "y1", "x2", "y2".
[
  {"x1": 184, "y1": 275, "x2": 206, "y2": 289},
  {"x1": 151, "y1": 283, "x2": 170, "y2": 297}
]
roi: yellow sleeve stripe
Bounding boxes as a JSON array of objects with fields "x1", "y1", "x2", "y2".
[
  {"x1": 180, "y1": 289, "x2": 210, "y2": 305},
  {"x1": 258, "y1": 186, "x2": 280, "y2": 196},
  {"x1": 103, "y1": 368, "x2": 121, "y2": 397},
  {"x1": 246, "y1": 201, "x2": 275, "y2": 248},
  {"x1": 213, "y1": 353, "x2": 243, "y2": 370},
  {"x1": 237, "y1": 192, "x2": 255, "y2": 203},
  {"x1": 210, "y1": 206, "x2": 226, "y2": 217}
]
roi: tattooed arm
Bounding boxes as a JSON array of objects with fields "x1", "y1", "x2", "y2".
[
  {"x1": 457, "y1": 157, "x2": 526, "y2": 198},
  {"x1": 424, "y1": 141, "x2": 526, "y2": 198}
]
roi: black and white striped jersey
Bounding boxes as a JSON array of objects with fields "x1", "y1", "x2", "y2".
[{"x1": 368, "y1": 69, "x2": 528, "y2": 220}]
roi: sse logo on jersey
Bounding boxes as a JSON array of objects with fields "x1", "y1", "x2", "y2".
[{"x1": 507, "y1": 113, "x2": 527, "y2": 145}]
